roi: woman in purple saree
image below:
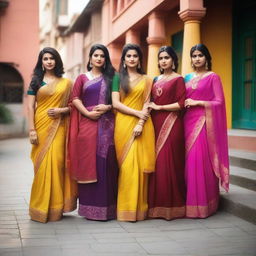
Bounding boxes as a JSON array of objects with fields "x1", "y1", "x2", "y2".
[
  {"x1": 184, "y1": 44, "x2": 229, "y2": 218},
  {"x1": 68, "y1": 44, "x2": 118, "y2": 220}
]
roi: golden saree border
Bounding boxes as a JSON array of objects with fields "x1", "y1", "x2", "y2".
[
  {"x1": 185, "y1": 115, "x2": 205, "y2": 156},
  {"x1": 205, "y1": 103, "x2": 229, "y2": 191},
  {"x1": 63, "y1": 195, "x2": 77, "y2": 212},
  {"x1": 34, "y1": 79, "x2": 71, "y2": 174},
  {"x1": 118, "y1": 76, "x2": 152, "y2": 166},
  {"x1": 119, "y1": 135, "x2": 135, "y2": 166},
  {"x1": 117, "y1": 210, "x2": 147, "y2": 221},
  {"x1": 148, "y1": 206, "x2": 185, "y2": 220},
  {"x1": 29, "y1": 207, "x2": 63, "y2": 223},
  {"x1": 156, "y1": 112, "x2": 177, "y2": 157},
  {"x1": 186, "y1": 197, "x2": 219, "y2": 218}
]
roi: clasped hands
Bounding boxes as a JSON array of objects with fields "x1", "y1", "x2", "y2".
[
  {"x1": 184, "y1": 98, "x2": 204, "y2": 108},
  {"x1": 87, "y1": 104, "x2": 111, "y2": 120}
]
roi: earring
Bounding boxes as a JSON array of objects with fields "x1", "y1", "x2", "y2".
[
  {"x1": 172, "y1": 63, "x2": 175, "y2": 70},
  {"x1": 205, "y1": 61, "x2": 208, "y2": 70},
  {"x1": 123, "y1": 63, "x2": 126, "y2": 68},
  {"x1": 191, "y1": 63, "x2": 195, "y2": 69},
  {"x1": 103, "y1": 63, "x2": 106, "y2": 69},
  {"x1": 137, "y1": 62, "x2": 141, "y2": 69},
  {"x1": 89, "y1": 62, "x2": 93, "y2": 68},
  {"x1": 42, "y1": 65, "x2": 45, "y2": 71},
  {"x1": 160, "y1": 68, "x2": 164, "y2": 73}
]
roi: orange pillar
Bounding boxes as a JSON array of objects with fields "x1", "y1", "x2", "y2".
[
  {"x1": 125, "y1": 29, "x2": 140, "y2": 45},
  {"x1": 178, "y1": 0, "x2": 206, "y2": 75},
  {"x1": 146, "y1": 11, "x2": 166, "y2": 78},
  {"x1": 108, "y1": 42, "x2": 123, "y2": 71}
]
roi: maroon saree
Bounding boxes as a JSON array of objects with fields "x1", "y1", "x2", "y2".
[{"x1": 148, "y1": 76, "x2": 186, "y2": 220}]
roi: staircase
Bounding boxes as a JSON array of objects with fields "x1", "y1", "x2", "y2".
[{"x1": 220, "y1": 129, "x2": 256, "y2": 224}]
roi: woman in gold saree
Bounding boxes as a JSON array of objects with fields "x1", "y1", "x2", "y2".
[
  {"x1": 27, "y1": 47, "x2": 77, "y2": 223},
  {"x1": 112, "y1": 44, "x2": 155, "y2": 221}
]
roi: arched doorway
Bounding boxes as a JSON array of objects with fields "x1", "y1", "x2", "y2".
[
  {"x1": 0, "y1": 63, "x2": 23, "y2": 103},
  {"x1": 0, "y1": 63, "x2": 25, "y2": 138}
]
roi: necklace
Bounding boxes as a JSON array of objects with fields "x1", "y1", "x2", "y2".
[{"x1": 90, "y1": 71, "x2": 102, "y2": 79}]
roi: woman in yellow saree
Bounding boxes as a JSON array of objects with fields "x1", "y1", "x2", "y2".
[
  {"x1": 27, "y1": 47, "x2": 77, "y2": 223},
  {"x1": 112, "y1": 44, "x2": 155, "y2": 221}
]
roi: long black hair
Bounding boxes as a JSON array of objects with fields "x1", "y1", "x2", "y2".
[
  {"x1": 190, "y1": 44, "x2": 212, "y2": 71},
  {"x1": 158, "y1": 46, "x2": 178, "y2": 73},
  {"x1": 119, "y1": 44, "x2": 145, "y2": 94},
  {"x1": 87, "y1": 44, "x2": 115, "y2": 103},
  {"x1": 29, "y1": 47, "x2": 64, "y2": 94}
]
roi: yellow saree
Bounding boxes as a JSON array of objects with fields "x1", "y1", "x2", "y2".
[
  {"x1": 114, "y1": 75, "x2": 155, "y2": 221},
  {"x1": 29, "y1": 78, "x2": 77, "y2": 223}
]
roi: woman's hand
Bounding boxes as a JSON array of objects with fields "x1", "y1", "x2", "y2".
[
  {"x1": 185, "y1": 98, "x2": 204, "y2": 108},
  {"x1": 47, "y1": 108, "x2": 62, "y2": 118},
  {"x1": 29, "y1": 130, "x2": 38, "y2": 145},
  {"x1": 133, "y1": 124, "x2": 143, "y2": 137},
  {"x1": 148, "y1": 102, "x2": 161, "y2": 110},
  {"x1": 86, "y1": 110, "x2": 102, "y2": 120},
  {"x1": 93, "y1": 104, "x2": 110, "y2": 114},
  {"x1": 135, "y1": 108, "x2": 149, "y2": 121}
]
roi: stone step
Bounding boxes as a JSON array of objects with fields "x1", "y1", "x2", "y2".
[
  {"x1": 229, "y1": 149, "x2": 256, "y2": 171},
  {"x1": 228, "y1": 129, "x2": 256, "y2": 152},
  {"x1": 230, "y1": 166, "x2": 256, "y2": 191},
  {"x1": 220, "y1": 184, "x2": 256, "y2": 224}
]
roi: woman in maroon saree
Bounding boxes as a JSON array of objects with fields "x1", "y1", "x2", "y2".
[
  {"x1": 184, "y1": 44, "x2": 229, "y2": 218},
  {"x1": 148, "y1": 46, "x2": 186, "y2": 220},
  {"x1": 68, "y1": 44, "x2": 118, "y2": 220}
]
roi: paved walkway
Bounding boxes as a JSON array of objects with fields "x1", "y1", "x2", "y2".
[{"x1": 0, "y1": 138, "x2": 255, "y2": 256}]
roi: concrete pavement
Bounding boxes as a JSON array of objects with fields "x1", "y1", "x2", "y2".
[{"x1": 0, "y1": 138, "x2": 255, "y2": 256}]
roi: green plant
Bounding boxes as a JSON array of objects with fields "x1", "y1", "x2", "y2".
[{"x1": 0, "y1": 104, "x2": 13, "y2": 124}]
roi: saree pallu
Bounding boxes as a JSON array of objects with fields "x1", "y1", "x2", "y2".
[
  {"x1": 148, "y1": 76, "x2": 186, "y2": 220},
  {"x1": 115, "y1": 75, "x2": 155, "y2": 221},
  {"x1": 68, "y1": 74, "x2": 118, "y2": 220},
  {"x1": 184, "y1": 72, "x2": 229, "y2": 218},
  {"x1": 29, "y1": 78, "x2": 77, "y2": 223}
]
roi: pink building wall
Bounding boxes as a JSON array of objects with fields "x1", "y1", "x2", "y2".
[{"x1": 0, "y1": 0, "x2": 39, "y2": 94}]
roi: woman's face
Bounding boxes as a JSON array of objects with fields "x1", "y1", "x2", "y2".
[
  {"x1": 191, "y1": 49, "x2": 206, "y2": 69},
  {"x1": 42, "y1": 53, "x2": 56, "y2": 71},
  {"x1": 124, "y1": 49, "x2": 140, "y2": 68},
  {"x1": 158, "y1": 51, "x2": 173, "y2": 71},
  {"x1": 91, "y1": 49, "x2": 105, "y2": 68}
]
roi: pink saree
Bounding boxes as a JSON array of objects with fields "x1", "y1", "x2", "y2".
[{"x1": 184, "y1": 72, "x2": 229, "y2": 218}]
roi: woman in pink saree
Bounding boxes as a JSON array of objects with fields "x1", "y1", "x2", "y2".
[{"x1": 184, "y1": 44, "x2": 229, "y2": 218}]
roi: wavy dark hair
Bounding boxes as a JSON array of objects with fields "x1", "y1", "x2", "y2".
[
  {"x1": 119, "y1": 44, "x2": 145, "y2": 94},
  {"x1": 158, "y1": 46, "x2": 178, "y2": 73},
  {"x1": 87, "y1": 44, "x2": 115, "y2": 103},
  {"x1": 190, "y1": 44, "x2": 212, "y2": 71},
  {"x1": 29, "y1": 47, "x2": 64, "y2": 94}
]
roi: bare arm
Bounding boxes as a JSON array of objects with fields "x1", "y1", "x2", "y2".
[
  {"x1": 27, "y1": 95, "x2": 38, "y2": 144},
  {"x1": 72, "y1": 98, "x2": 101, "y2": 120},
  {"x1": 112, "y1": 92, "x2": 148, "y2": 120},
  {"x1": 149, "y1": 102, "x2": 181, "y2": 111}
]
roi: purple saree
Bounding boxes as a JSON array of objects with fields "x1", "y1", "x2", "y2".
[
  {"x1": 184, "y1": 72, "x2": 229, "y2": 218},
  {"x1": 68, "y1": 73, "x2": 118, "y2": 220}
]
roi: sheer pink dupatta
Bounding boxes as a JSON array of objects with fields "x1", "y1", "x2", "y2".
[{"x1": 204, "y1": 74, "x2": 229, "y2": 191}]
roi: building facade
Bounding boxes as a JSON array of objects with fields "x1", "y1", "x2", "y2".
[
  {"x1": 0, "y1": 0, "x2": 39, "y2": 137},
  {"x1": 24, "y1": 0, "x2": 256, "y2": 136}
]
